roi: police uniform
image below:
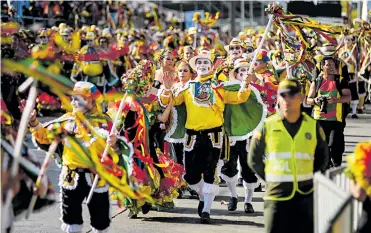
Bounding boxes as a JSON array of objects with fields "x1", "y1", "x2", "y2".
[{"x1": 248, "y1": 80, "x2": 329, "y2": 233}]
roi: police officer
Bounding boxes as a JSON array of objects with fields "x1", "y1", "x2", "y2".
[{"x1": 248, "y1": 79, "x2": 329, "y2": 233}]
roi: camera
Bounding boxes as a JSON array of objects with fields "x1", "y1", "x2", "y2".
[{"x1": 317, "y1": 96, "x2": 330, "y2": 114}]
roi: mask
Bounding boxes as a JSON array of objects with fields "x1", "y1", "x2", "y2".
[{"x1": 195, "y1": 58, "x2": 212, "y2": 76}]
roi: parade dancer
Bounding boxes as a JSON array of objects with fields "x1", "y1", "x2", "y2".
[
  {"x1": 71, "y1": 32, "x2": 119, "y2": 94},
  {"x1": 159, "y1": 50, "x2": 252, "y2": 223},
  {"x1": 24, "y1": 82, "x2": 117, "y2": 233},
  {"x1": 221, "y1": 59, "x2": 266, "y2": 213},
  {"x1": 339, "y1": 33, "x2": 360, "y2": 118}
]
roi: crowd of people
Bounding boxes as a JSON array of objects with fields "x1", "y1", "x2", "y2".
[{"x1": 1, "y1": 2, "x2": 371, "y2": 233}]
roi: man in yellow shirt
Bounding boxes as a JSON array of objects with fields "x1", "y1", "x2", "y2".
[
  {"x1": 23, "y1": 82, "x2": 118, "y2": 233},
  {"x1": 159, "y1": 50, "x2": 252, "y2": 223}
]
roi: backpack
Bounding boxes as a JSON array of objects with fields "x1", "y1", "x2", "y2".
[{"x1": 314, "y1": 74, "x2": 350, "y2": 119}]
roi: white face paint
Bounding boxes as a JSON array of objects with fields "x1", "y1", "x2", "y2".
[
  {"x1": 195, "y1": 58, "x2": 212, "y2": 76},
  {"x1": 228, "y1": 45, "x2": 242, "y2": 60},
  {"x1": 71, "y1": 96, "x2": 89, "y2": 113},
  {"x1": 236, "y1": 67, "x2": 248, "y2": 81}
]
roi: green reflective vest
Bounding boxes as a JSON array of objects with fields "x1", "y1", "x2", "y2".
[{"x1": 264, "y1": 113, "x2": 317, "y2": 201}]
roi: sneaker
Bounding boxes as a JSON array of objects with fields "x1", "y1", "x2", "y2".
[
  {"x1": 198, "y1": 201, "x2": 204, "y2": 217},
  {"x1": 352, "y1": 114, "x2": 359, "y2": 119},
  {"x1": 228, "y1": 197, "x2": 238, "y2": 211},
  {"x1": 200, "y1": 212, "x2": 211, "y2": 224},
  {"x1": 141, "y1": 202, "x2": 151, "y2": 214},
  {"x1": 244, "y1": 203, "x2": 255, "y2": 213},
  {"x1": 237, "y1": 178, "x2": 243, "y2": 187}
]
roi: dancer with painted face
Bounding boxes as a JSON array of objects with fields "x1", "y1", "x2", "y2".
[
  {"x1": 22, "y1": 82, "x2": 117, "y2": 233},
  {"x1": 159, "y1": 50, "x2": 252, "y2": 223},
  {"x1": 217, "y1": 38, "x2": 244, "y2": 82},
  {"x1": 221, "y1": 59, "x2": 266, "y2": 213}
]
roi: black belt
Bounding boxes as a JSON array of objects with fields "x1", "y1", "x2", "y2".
[{"x1": 186, "y1": 126, "x2": 222, "y2": 136}]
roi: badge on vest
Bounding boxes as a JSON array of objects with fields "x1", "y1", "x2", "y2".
[{"x1": 305, "y1": 132, "x2": 312, "y2": 140}]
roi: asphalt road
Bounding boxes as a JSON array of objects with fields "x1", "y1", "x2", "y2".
[{"x1": 13, "y1": 107, "x2": 371, "y2": 233}]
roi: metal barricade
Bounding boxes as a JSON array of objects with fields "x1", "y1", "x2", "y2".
[
  {"x1": 314, "y1": 166, "x2": 363, "y2": 233},
  {"x1": 326, "y1": 166, "x2": 363, "y2": 232},
  {"x1": 314, "y1": 172, "x2": 353, "y2": 233}
]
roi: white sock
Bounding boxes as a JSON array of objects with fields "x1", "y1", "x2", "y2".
[
  {"x1": 188, "y1": 180, "x2": 204, "y2": 201},
  {"x1": 202, "y1": 193, "x2": 215, "y2": 214},
  {"x1": 202, "y1": 183, "x2": 219, "y2": 214},
  {"x1": 217, "y1": 160, "x2": 223, "y2": 177},
  {"x1": 226, "y1": 181, "x2": 238, "y2": 198},
  {"x1": 352, "y1": 100, "x2": 358, "y2": 115},
  {"x1": 244, "y1": 188, "x2": 254, "y2": 203}
]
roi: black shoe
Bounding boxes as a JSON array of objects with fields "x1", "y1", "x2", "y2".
[
  {"x1": 244, "y1": 203, "x2": 255, "y2": 213},
  {"x1": 254, "y1": 183, "x2": 262, "y2": 192},
  {"x1": 352, "y1": 114, "x2": 359, "y2": 119},
  {"x1": 187, "y1": 187, "x2": 198, "y2": 197},
  {"x1": 228, "y1": 197, "x2": 238, "y2": 211},
  {"x1": 141, "y1": 202, "x2": 151, "y2": 214},
  {"x1": 177, "y1": 189, "x2": 184, "y2": 199},
  {"x1": 198, "y1": 201, "x2": 204, "y2": 217},
  {"x1": 237, "y1": 178, "x2": 243, "y2": 187},
  {"x1": 219, "y1": 177, "x2": 226, "y2": 186},
  {"x1": 200, "y1": 212, "x2": 211, "y2": 224},
  {"x1": 357, "y1": 109, "x2": 364, "y2": 114},
  {"x1": 128, "y1": 210, "x2": 137, "y2": 219}
]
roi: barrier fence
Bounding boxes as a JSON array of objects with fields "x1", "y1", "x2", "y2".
[{"x1": 314, "y1": 166, "x2": 363, "y2": 233}]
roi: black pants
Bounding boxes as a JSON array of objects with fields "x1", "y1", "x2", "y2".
[
  {"x1": 60, "y1": 168, "x2": 110, "y2": 231},
  {"x1": 183, "y1": 127, "x2": 222, "y2": 185},
  {"x1": 221, "y1": 140, "x2": 258, "y2": 183},
  {"x1": 172, "y1": 142, "x2": 184, "y2": 165},
  {"x1": 264, "y1": 193, "x2": 313, "y2": 233},
  {"x1": 318, "y1": 120, "x2": 345, "y2": 167}
]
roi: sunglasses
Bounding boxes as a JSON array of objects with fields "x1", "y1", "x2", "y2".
[
  {"x1": 99, "y1": 40, "x2": 108, "y2": 44},
  {"x1": 246, "y1": 47, "x2": 254, "y2": 53},
  {"x1": 86, "y1": 39, "x2": 94, "y2": 42},
  {"x1": 229, "y1": 46, "x2": 241, "y2": 51},
  {"x1": 40, "y1": 36, "x2": 47, "y2": 39}
]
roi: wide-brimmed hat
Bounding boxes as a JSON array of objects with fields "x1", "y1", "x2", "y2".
[
  {"x1": 224, "y1": 38, "x2": 242, "y2": 52},
  {"x1": 189, "y1": 50, "x2": 212, "y2": 71},
  {"x1": 230, "y1": 59, "x2": 250, "y2": 80}
]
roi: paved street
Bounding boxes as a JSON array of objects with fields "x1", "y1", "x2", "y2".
[{"x1": 14, "y1": 106, "x2": 371, "y2": 233}]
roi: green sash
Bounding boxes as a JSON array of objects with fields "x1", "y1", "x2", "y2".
[{"x1": 223, "y1": 81, "x2": 266, "y2": 142}]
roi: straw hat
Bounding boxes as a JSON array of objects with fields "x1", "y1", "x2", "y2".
[
  {"x1": 224, "y1": 37, "x2": 242, "y2": 52},
  {"x1": 189, "y1": 50, "x2": 212, "y2": 71},
  {"x1": 230, "y1": 59, "x2": 250, "y2": 80}
]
